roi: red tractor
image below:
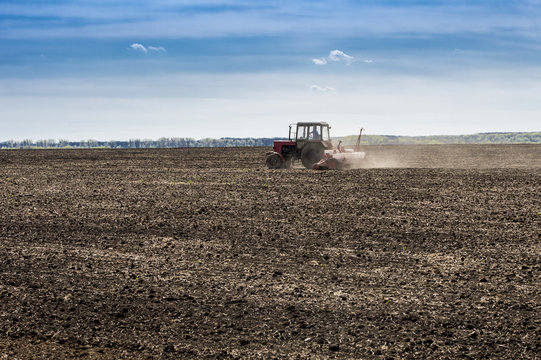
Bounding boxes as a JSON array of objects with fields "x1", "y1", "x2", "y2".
[
  {"x1": 266, "y1": 122, "x2": 365, "y2": 170},
  {"x1": 266, "y1": 122, "x2": 334, "y2": 169}
]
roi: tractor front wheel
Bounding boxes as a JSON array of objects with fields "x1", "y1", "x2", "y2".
[
  {"x1": 301, "y1": 143, "x2": 325, "y2": 169},
  {"x1": 266, "y1": 153, "x2": 283, "y2": 169}
]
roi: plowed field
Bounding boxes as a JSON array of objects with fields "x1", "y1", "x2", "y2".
[{"x1": 1, "y1": 145, "x2": 540, "y2": 359}]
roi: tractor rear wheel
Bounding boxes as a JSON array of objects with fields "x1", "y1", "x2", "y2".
[
  {"x1": 301, "y1": 142, "x2": 325, "y2": 169},
  {"x1": 266, "y1": 153, "x2": 283, "y2": 169}
]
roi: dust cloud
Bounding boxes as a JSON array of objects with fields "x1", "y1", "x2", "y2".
[
  {"x1": 346, "y1": 144, "x2": 541, "y2": 169},
  {"x1": 345, "y1": 152, "x2": 402, "y2": 169}
]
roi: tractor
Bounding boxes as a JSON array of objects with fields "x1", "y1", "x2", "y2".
[
  {"x1": 266, "y1": 122, "x2": 365, "y2": 170},
  {"x1": 266, "y1": 122, "x2": 333, "y2": 169}
]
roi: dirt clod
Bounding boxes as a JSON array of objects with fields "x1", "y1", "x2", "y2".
[{"x1": 329, "y1": 344, "x2": 340, "y2": 351}]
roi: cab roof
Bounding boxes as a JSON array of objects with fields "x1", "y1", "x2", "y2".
[{"x1": 295, "y1": 122, "x2": 329, "y2": 126}]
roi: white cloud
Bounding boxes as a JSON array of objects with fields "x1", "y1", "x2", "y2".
[
  {"x1": 130, "y1": 43, "x2": 166, "y2": 53},
  {"x1": 363, "y1": 59, "x2": 374, "y2": 63},
  {"x1": 313, "y1": 49, "x2": 354, "y2": 66},
  {"x1": 312, "y1": 58, "x2": 327, "y2": 65},
  {"x1": 130, "y1": 43, "x2": 147, "y2": 53},
  {"x1": 148, "y1": 46, "x2": 166, "y2": 52},
  {"x1": 328, "y1": 50, "x2": 353, "y2": 64},
  {"x1": 310, "y1": 85, "x2": 335, "y2": 92}
]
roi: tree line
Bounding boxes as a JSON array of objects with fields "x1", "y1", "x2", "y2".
[
  {"x1": 0, "y1": 137, "x2": 280, "y2": 149},
  {"x1": 1, "y1": 132, "x2": 540, "y2": 149}
]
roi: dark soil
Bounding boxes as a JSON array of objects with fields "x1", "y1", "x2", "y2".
[{"x1": 0, "y1": 145, "x2": 540, "y2": 359}]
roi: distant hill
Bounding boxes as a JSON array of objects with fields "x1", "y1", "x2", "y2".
[
  {"x1": 1, "y1": 132, "x2": 540, "y2": 149},
  {"x1": 340, "y1": 132, "x2": 541, "y2": 145}
]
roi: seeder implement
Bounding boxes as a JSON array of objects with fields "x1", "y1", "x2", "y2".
[{"x1": 312, "y1": 129, "x2": 366, "y2": 170}]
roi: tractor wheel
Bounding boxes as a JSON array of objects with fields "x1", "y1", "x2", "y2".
[
  {"x1": 266, "y1": 153, "x2": 283, "y2": 169},
  {"x1": 301, "y1": 143, "x2": 325, "y2": 169}
]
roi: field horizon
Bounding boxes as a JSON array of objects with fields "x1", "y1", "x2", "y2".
[{"x1": 2, "y1": 131, "x2": 541, "y2": 149}]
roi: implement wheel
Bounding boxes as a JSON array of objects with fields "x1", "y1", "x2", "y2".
[
  {"x1": 266, "y1": 153, "x2": 283, "y2": 169},
  {"x1": 301, "y1": 143, "x2": 325, "y2": 169}
]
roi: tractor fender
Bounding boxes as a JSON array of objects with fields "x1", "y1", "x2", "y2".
[{"x1": 267, "y1": 151, "x2": 285, "y2": 162}]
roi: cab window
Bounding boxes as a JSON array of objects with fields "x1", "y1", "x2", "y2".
[
  {"x1": 322, "y1": 126, "x2": 330, "y2": 141},
  {"x1": 297, "y1": 126, "x2": 309, "y2": 140}
]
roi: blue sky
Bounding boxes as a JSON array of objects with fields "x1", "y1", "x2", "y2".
[{"x1": 1, "y1": 0, "x2": 540, "y2": 140}]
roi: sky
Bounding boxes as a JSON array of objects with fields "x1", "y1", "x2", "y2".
[{"x1": 1, "y1": 0, "x2": 541, "y2": 140}]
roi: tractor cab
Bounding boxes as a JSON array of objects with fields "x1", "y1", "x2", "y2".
[{"x1": 290, "y1": 122, "x2": 332, "y2": 143}]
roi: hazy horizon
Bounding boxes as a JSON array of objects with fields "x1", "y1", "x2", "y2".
[
  {"x1": 1, "y1": 1, "x2": 541, "y2": 140},
  {"x1": 3, "y1": 131, "x2": 541, "y2": 144}
]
